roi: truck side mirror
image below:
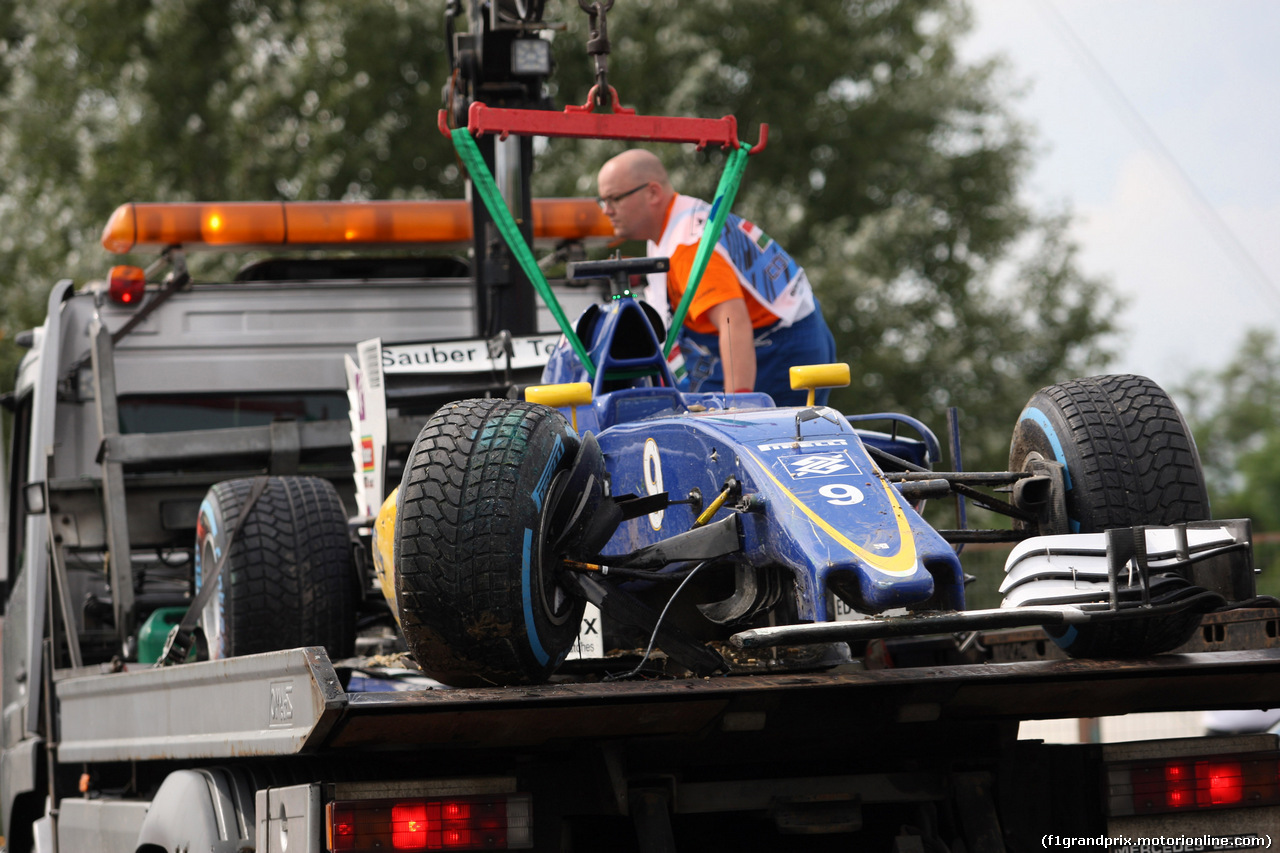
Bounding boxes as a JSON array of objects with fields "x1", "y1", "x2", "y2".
[{"x1": 23, "y1": 481, "x2": 45, "y2": 515}]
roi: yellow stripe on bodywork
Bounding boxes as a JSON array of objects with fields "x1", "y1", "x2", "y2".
[
  {"x1": 746, "y1": 450, "x2": 919, "y2": 576},
  {"x1": 374, "y1": 487, "x2": 401, "y2": 624}
]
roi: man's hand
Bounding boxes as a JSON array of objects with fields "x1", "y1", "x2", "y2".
[{"x1": 707, "y1": 298, "x2": 756, "y2": 392}]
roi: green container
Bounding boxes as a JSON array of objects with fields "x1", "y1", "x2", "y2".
[{"x1": 137, "y1": 606, "x2": 189, "y2": 664}]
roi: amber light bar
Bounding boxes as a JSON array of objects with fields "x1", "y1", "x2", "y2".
[{"x1": 102, "y1": 199, "x2": 613, "y2": 253}]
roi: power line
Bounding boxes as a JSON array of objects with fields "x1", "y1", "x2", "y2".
[{"x1": 1036, "y1": 0, "x2": 1280, "y2": 317}]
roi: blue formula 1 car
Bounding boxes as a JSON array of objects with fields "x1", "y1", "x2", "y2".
[
  {"x1": 370, "y1": 11, "x2": 1264, "y2": 684},
  {"x1": 376, "y1": 256, "x2": 1266, "y2": 687}
]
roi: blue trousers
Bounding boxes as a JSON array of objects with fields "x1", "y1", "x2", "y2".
[{"x1": 676, "y1": 306, "x2": 838, "y2": 407}]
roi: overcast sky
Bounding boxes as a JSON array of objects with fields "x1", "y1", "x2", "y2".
[{"x1": 959, "y1": 0, "x2": 1280, "y2": 390}]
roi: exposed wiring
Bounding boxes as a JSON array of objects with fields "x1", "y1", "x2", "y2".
[{"x1": 604, "y1": 559, "x2": 711, "y2": 681}]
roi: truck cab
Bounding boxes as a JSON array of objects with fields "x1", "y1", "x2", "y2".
[{"x1": 0, "y1": 198, "x2": 609, "y2": 849}]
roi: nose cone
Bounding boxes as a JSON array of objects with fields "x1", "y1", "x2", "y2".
[{"x1": 826, "y1": 560, "x2": 936, "y2": 614}]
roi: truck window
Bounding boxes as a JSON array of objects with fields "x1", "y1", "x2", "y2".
[
  {"x1": 117, "y1": 392, "x2": 349, "y2": 434},
  {"x1": 4, "y1": 391, "x2": 33, "y2": 590}
]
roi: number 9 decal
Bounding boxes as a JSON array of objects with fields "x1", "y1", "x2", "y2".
[
  {"x1": 643, "y1": 438, "x2": 665, "y2": 530},
  {"x1": 819, "y1": 483, "x2": 864, "y2": 505}
]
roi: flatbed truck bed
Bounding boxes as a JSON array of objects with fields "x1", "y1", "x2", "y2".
[
  {"x1": 32, "y1": 635, "x2": 1280, "y2": 852},
  {"x1": 55, "y1": 641, "x2": 1280, "y2": 763}
]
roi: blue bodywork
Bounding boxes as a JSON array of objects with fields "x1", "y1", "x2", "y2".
[{"x1": 541, "y1": 295, "x2": 965, "y2": 622}]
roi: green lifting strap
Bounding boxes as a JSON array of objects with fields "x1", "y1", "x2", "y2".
[
  {"x1": 663, "y1": 142, "x2": 751, "y2": 358},
  {"x1": 451, "y1": 128, "x2": 596, "y2": 377}
]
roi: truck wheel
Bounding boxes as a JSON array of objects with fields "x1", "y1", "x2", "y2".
[
  {"x1": 1008, "y1": 374, "x2": 1210, "y2": 657},
  {"x1": 395, "y1": 399, "x2": 585, "y2": 686},
  {"x1": 196, "y1": 476, "x2": 356, "y2": 660}
]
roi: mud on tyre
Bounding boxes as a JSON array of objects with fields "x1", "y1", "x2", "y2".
[
  {"x1": 1008, "y1": 374, "x2": 1210, "y2": 658},
  {"x1": 394, "y1": 398, "x2": 585, "y2": 686},
  {"x1": 196, "y1": 476, "x2": 357, "y2": 660}
]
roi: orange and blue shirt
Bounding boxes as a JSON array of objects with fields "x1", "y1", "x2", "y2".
[
  {"x1": 643, "y1": 194, "x2": 835, "y2": 405},
  {"x1": 644, "y1": 194, "x2": 817, "y2": 334}
]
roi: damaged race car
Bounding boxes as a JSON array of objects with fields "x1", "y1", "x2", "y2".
[
  {"x1": 372, "y1": 267, "x2": 1264, "y2": 685},
  {"x1": 366, "y1": 42, "x2": 1266, "y2": 687}
]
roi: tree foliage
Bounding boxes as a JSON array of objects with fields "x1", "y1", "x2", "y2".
[
  {"x1": 0, "y1": 0, "x2": 1120, "y2": 473},
  {"x1": 0, "y1": 0, "x2": 459, "y2": 347},
  {"x1": 1178, "y1": 329, "x2": 1280, "y2": 530}
]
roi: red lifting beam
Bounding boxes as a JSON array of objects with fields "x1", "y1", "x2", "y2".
[{"x1": 439, "y1": 85, "x2": 768, "y2": 154}]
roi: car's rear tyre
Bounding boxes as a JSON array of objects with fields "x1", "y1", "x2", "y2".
[
  {"x1": 1008, "y1": 374, "x2": 1210, "y2": 657},
  {"x1": 196, "y1": 476, "x2": 357, "y2": 660},
  {"x1": 395, "y1": 398, "x2": 585, "y2": 686}
]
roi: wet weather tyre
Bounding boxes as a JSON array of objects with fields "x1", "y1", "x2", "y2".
[
  {"x1": 196, "y1": 476, "x2": 357, "y2": 660},
  {"x1": 1008, "y1": 374, "x2": 1210, "y2": 658},
  {"x1": 395, "y1": 398, "x2": 585, "y2": 686}
]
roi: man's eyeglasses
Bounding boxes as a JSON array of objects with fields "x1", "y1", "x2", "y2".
[{"x1": 596, "y1": 182, "x2": 650, "y2": 210}]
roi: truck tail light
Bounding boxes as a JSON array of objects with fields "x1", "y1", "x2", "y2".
[
  {"x1": 108, "y1": 265, "x2": 146, "y2": 306},
  {"x1": 327, "y1": 794, "x2": 532, "y2": 851},
  {"x1": 1108, "y1": 751, "x2": 1280, "y2": 816}
]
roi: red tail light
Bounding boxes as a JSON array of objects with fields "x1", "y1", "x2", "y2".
[
  {"x1": 1109, "y1": 751, "x2": 1280, "y2": 816},
  {"x1": 327, "y1": 794, "x2": 531, "y2": 851},
  {"x1": 392, "y1": 802, "x2": 429, "y2": 849},
  {"x1": 108, "y1": 265, "x2": 146, "y2": 306},
  {"x1": 1204, "y1": 760, "x2": 1245, "y2": 805}
]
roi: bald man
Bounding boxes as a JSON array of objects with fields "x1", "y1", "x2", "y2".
[{"x1": 596, "y1": 150, "x2": 836, "y2": 406}]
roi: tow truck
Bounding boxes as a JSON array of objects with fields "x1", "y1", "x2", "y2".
[{"x1": 4, "y1": 2, "x2": 1280, "y2": 851}]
